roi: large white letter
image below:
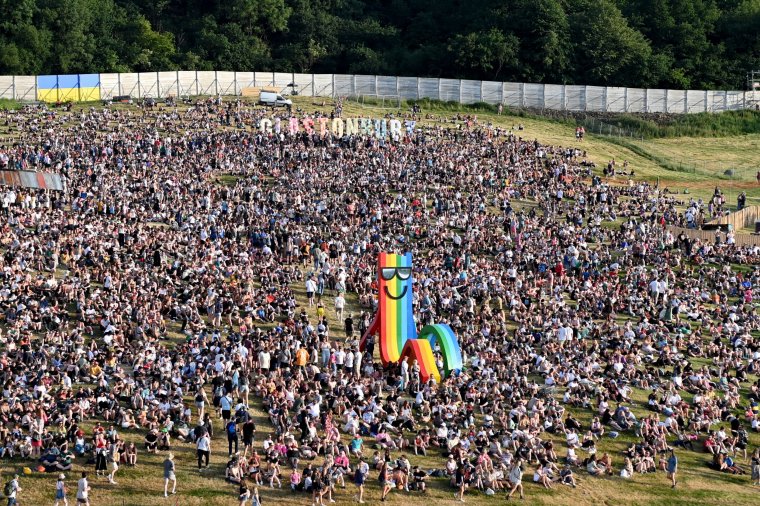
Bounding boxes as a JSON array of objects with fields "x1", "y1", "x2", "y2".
[{"x1": 331, "y1": 118, "x2": 344, "y2": 137}]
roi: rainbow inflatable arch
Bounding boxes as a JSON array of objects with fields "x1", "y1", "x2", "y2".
[{"x1": 359, "y1": 252, "x2": 463, "y2": 383}]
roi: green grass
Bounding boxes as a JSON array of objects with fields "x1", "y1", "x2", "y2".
[
  {"x1": 0, "y1": 98, "x2": 22, "y2": 110},
  {"x1": 598, "y1": 110, "x2": 760, "y2": 139}
]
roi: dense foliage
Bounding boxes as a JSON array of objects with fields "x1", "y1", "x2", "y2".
[{"x1": 0, "y1": 0, "x2": 758, "y2": 89}]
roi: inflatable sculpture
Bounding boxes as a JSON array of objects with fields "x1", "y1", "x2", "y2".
[{"x1": 359, "y1": 252, "x2": 463, "y2": 382}]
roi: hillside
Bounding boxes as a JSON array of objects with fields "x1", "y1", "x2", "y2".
[{"x1": 0, "y1": 96, "x2": 758, "y2": 506}]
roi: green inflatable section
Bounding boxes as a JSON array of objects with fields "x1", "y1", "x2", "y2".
[{"x1": 419, "y1": 323, "x2": 463, "y2": 377}]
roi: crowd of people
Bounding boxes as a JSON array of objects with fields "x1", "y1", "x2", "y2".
[{"x1": 0, "y1": 97, "x2": 758, "y2": 505}]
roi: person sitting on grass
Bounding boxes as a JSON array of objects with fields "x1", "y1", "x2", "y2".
[
  {"x1": 533, "y1": 464, "x2": 552, "y2": 489},
  {"x1": 586, "y1": 455, "x2": 605, "y2": 476},
  {"x1": 414, "y1": 432, "x2": 428, "y2": 456},
  {"x1": 559, "y1": 465, "x2": 577, "y2": 488},
  {"x1": 226, "y1": 455, "x2": 243, "y2": 484},
  {"x1": 598, "y1": 453, "x2": 614, "y2": 475}
]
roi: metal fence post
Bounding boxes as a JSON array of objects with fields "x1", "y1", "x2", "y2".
[
  {"x1": 459, "y1": 79, "x2": 463, "y2": 103},
  {"x1": 215, "y1": 71, "x2": 219, "y2": 96},
  {"x1": 500, "y1": 82, "x2": 505, "y2": 104},
  {"x1": 480, "y1": 80, "x2": 484, "y2": 103},
  {"x1": 437, "y1": 78, "x2": 441, "y2": 101},
  {"x1": 233, "y1": 71, "x2": 238, "y2": 96},
  {"x1": 11, "y1": 75, "x2": 15, "y2": 101},
  {"x1": 195, "y1": 70, "x2": 199, "y2": 96},
  {"x1": 624, "y1": 87, "x2": 629, "y2": 113},
  {"x1": 541, "y1": 84, "x2": 546, "y2": 109},
  {"x1": 584, "y1": 85, "x2": 588, "y2": 111},
  {"x1": 664, "y1": 89, "x2": 668, "y2": 113},
  {"x1": 603, "y1": 87, "x2": 608, "y2": 112},
  {"x1": 683, "y1": 90, "x2": 688, "y2": 114},
  {"x1": 704, "y1": 90, "x2": 709, "y2": 112},
  {"x1": 156, "y1": 71, "x2": 160, "y2": 98},
  {"x1": 561, "y1": 84, "x2": 566, "y2": 110},
  {"x1": 644, "y1": 88, "x2": 648, "y2": 113},
  {"x1": 374, "y1": 75, "x2": 378, "y2": 97},
  {"x1": 311, "y1": 74, "x2": 315, "y2": 97},
  {"x1": 137, "y1": 72, "x2": 141, "y2": 99},
  {"x1": 176, "y1": 70, "x2": 180, "y2": 96}
]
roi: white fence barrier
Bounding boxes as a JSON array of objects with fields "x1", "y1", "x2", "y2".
[{"x1": 2, "y1": 70, "x2": 759, "y2": 114}]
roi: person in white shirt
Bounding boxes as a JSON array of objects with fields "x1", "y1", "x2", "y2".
[
  {"x1": 197, "y1": 433, "x2": 210, "y2": 470},
  {"x1": 76, "y1": 472, "x2": 90, "y2": 506},
  {"x1": 258, "y1": 348, "x2": 271, "y2": 372},
  {"x1": 334, "y1": 293, "x2": 346, "y2": 321},
  {"x1": 305, "y1": 277, "x2": 317, "y2": 306}
]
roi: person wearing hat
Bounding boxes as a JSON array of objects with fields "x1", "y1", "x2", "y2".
[
  {"x1": 54, "y1": 473, "x2": 68, "y2": 506},
  {"x1": 163, "y1": 452, "x2": 176, "y2": 497}
]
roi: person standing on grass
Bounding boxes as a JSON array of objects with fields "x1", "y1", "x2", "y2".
[
  {"x1": 249, "y1": 486, "x2": 261, "y2": 506},
  {"x1": 353, "y1": 457, "x2": 369, "y2": 504},
  {"x1": 227, "y1": 418, "x2": 239, "y2": 456},
  {"x1": 242, "y1": 417, "x2": 256, "y2": 457},
  {"x1": 306, "y1": 276, "x2": 317, "y2": 306},
  {"x1": 506, "y1": 459, "x2": 524, "y2": 501},
  {"x1": 107, "y1": 443, "x2": 121, "y2": 484},
  {"x1": 751, "y1": 448, "x2": 760, "y2": 485},
  {"x1": 334, "y1": 293, "x2": 345, "y2": 321},
  {"x1": 454, "y1": 461, "x2": 466, "y2": 502},
  {"x1": 379, "y1": 460, "x2": 391, "y2": 502},
  {"x1": 6, "y1": 473, "x2": 20, "y2": 506},
  {"x1": 163, "y1": 452, "x2": 177, "y2": 497},
  {"x1": 197, "y1": 431, "x2": 211, "y2": 471},
  {"x1": 667, "y1": 450, "x2": 678, "y2": 488},
  {"x1": 238, "y1": 482, "x2": 250, "y2": 506},
  {"x1": 76, "y1": 472, "x2": 90, "y2": 506},
  {"x1": 220, "y1": 392, "x2": 233, "y2": 424},
  {"x1": 54, "y1": 473, "x2": 68, "y2": 506}
]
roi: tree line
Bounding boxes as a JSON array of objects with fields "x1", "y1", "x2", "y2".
[{"x1": 1, "y1": 0, "x2": 758, "y2": 90}]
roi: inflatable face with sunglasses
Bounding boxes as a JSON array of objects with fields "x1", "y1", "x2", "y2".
[{"x1": 359, "y1": 252, "x2": 462, "y2": 383}]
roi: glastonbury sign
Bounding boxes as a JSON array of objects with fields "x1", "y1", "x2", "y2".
[{"x1": 258, "y1": 117, "x2": 417, "y2": 139}]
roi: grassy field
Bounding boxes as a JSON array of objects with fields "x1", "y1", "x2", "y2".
[{"x1": 1, "y1": 98, "x2": 760, "y2": 505}]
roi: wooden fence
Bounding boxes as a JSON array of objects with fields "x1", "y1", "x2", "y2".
[
  {"x1": 708, "y1": 205, "x2": 760, "y2": 231},
  {"x1": 666, "y1": 225, "x2": 760, "y2": 247}
]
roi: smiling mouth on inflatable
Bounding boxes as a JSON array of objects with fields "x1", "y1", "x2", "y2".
[{"x1": 384, "y1": 286, "x2": 408, "y2": 300}]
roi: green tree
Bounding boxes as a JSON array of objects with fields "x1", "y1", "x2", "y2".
[
  {"x1": 498, "y1": 0, "x2": 572, "y2": 83},
  {"x1": 569, "y1": 0, "x2": 653, "y2": 86},
  {"x1": 448, "y1": 29, "x2": 519, "y2": 79}
]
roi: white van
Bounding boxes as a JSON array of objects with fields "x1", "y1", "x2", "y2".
[{"x1": 259, "y1": 91, "x2": 292, "y2": 108}]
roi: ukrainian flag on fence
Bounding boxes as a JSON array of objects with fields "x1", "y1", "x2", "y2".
[{"x1": 37, "y1": 74, "x2": 100, "y2": 102}]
